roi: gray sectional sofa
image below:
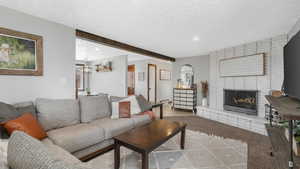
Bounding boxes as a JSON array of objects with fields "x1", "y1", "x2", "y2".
[
  {"x1": 1, "y1": 94, "x2": 155, "y2": 169},
  {"x1": 35, "y1": 95, "x2": 152, "y2": 160}
]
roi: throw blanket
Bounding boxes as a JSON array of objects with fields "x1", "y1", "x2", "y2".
[{"x1": 139, "y1": 111, "x2": 156, "y2": 120}]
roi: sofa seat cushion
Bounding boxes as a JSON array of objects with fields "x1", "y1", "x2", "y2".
[
  {"x1": 8, "y1": 131, "x2": 92, "y2": 169},
  {"x1": 90, "y1": 118, "x2": 134, "y2": 139},
  {"x1": 47, "y1": 123, "x2": 105, "y2": 153},
  {"x1": 45, "y1": 143, "x2": 81, "y2": 165},
  {"x1": 42, "y1": 138, "x2": 92, "y2": 168},
  {"x1": 131, "y1": 115, "x2": 151, "y2": 127}
]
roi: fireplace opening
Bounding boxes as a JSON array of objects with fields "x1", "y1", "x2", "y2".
[{"x1": 223, "y1": 89, "x2": 258, "y2": 115}]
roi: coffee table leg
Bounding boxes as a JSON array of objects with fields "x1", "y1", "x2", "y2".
[
  {"x1": 181, "y1": 127, "x2": 186, "y2": 150},
  {"x1": 142, "y1": 152, "x2": 149, "y2": 169},
  {"x1": 114, "y1": 142, "x2": 120, "y2": 169},
  {"x1": 160, "y1": 104, "x2": 163, "y2": 119}
]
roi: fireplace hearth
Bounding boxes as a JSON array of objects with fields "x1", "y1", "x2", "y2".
[{"x1": 223, "y1": 89, "x2": 258, "y2": 115}]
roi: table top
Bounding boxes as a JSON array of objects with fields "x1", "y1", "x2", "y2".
[
  {"x1": 114, "y1": 120, "x2": 186, "y2": 152},
  {"x1": 265, "y1": 95, "x2": 300, "y2": 120}
]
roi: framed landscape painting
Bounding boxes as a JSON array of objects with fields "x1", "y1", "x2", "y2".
[{"x1": 0, "y1": 27, "x2": 43, "y2": 76}]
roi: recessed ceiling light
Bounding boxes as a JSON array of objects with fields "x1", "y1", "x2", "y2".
[
  {"x1": 193, "y1": 36, "x2": 199, "y2": 41},
  {"x1": 95, "y1": 47, "x2": 100, "y2": 51}
]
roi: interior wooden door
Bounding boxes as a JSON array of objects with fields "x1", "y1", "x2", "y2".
[
  {"x1": 128, "y1": 65, "x2": 135, "y2": 96},
  {"x1": 148, "y1": 64, "x2": 157, "y2": 103}
]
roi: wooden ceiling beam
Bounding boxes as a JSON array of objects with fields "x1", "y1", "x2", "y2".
[{"x1": 76, "y1": 29, "x2": 175, "y2": 62}]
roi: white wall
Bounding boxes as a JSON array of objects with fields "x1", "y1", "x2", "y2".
[
  {"x1": 208, "y1": 34, "x2": 288, "y2": 117},
  {"x1": 0, "y1": 6, "x2": 76, "y2": 103},
  {"x1": 129, "y1": 59, "x2": 173, "y2": 102},
  {"x1": 90, "y1": 55, "x2": 128, "y2": 97},
  {"x1": 289, "y1": 18, "x2": 300, "y2": 40},
  {"x1": 172, "y1": 55, "x2": 210, "y2": 105},
  {"x1": 131, "y1": 60, "x2": 147, "y2": 97},
  {"x1": 75, "y1": 60, "x2": 90, "y2": 96}
]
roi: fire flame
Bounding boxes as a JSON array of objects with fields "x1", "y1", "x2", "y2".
[{"x1": 233, "y1": 97, "x2": 255, "y2": 105}]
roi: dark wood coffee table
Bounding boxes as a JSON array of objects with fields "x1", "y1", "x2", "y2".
[{"x1": 114, "y1": 120, "x2": 187, "y2": 169}]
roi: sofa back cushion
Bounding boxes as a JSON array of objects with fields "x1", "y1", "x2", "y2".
[
  {"x1": 79, "y1": 95, "x2": 110, "y2": 123},
  {"x1": 0, "y1": 102, "x2": 21, "y2": 124},
  {"x1": 110, "y1": 96, "x2": 127, "y2": 102},
  {"x1": 13, "y1": 101, "x2": 37, "y2": 118},
  {"x1": 7, "y1": 131, "x2": 91, "y2": 169},
  {"x1": 36, "y1": 98, "x2": 80, "y2": 131}
]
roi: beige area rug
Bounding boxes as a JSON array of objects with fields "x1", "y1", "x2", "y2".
[{"x1": 88, "y1": 130, "x2": 247, "y2": 169}]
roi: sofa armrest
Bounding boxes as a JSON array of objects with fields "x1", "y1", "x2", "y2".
[{"x1": 150, "y1": 103, "x2": 163, "y2": 119}]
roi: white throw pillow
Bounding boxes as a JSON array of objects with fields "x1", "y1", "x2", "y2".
[
  {"x1": 111, "y1": 102, "x2": 120, "y2": 119},
  {"x1": 110, "y1": 96, "x2": 141, "y2": 119},
  {"x1": 120, "y1": 96, "x2": 141, "y2": 115}
]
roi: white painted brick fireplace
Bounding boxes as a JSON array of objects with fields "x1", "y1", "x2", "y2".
[{"x1": 197, "y1": 34, "x2": 288, "y2": 135}]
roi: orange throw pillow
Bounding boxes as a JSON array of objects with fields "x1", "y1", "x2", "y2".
[{"x1": 4, "y1": 113, "x2": 47, "y2": 140}]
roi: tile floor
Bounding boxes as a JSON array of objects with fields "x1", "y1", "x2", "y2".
[{"x1": 88, "y1": 130, "x2": 247, "y2": 169}]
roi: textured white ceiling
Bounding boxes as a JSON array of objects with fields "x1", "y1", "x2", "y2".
[
  {"x1": 76, "y1": 38, "x2": 152, "y2": 62},
  {"x1": 1, "y1": 0, "x2": 300, "y2": 57}
]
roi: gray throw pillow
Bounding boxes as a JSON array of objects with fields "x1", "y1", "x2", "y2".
[
  {"x1": 0, "y1": 101, "x2": 37, "y2": 139},
  {"x1": 79, "y1": 95, "x2": 111, "y2": 123},
  {"x1": 7, "y1": 131, "x2": 91, "y2": 169},
  {"x1": 0, "y1": 102, "x2": 21, "y2": 139},
  {"x1": 136, "y1": 95, "x2": 153, "y2": 112},
  {"x1": 36, "y1": 98, "x2": 80, "y2": 131},
  {"x1": 0, "y1": 102, "x2": 21, "y2": 123}
]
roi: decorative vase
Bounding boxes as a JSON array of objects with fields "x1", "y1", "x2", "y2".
[{"x1": 202, "y1": 98, "x2": 208, "y2": 107}]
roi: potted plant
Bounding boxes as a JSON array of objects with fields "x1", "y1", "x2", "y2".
[
  {"x1": 201, "y1": 81, "x2": 208, "y2": 107},
  {"x1": 86, "y1": 87, "x2": 91, "y2": 95}
]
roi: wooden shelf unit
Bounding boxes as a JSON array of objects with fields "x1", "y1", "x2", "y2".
[{"x1": 265, "y1": 95, "x2": 300, "y2": 169}]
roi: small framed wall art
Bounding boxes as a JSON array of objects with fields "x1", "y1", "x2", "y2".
[
  {"x1": 160, "y1": 69, "x2": 171, "y2": 80},
  {"x1": 95, "y1": 60, "x2": 112, "y2": 72},
  {"x1": 0, "y1": 27, "x2": 43, "y2": 76}
]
